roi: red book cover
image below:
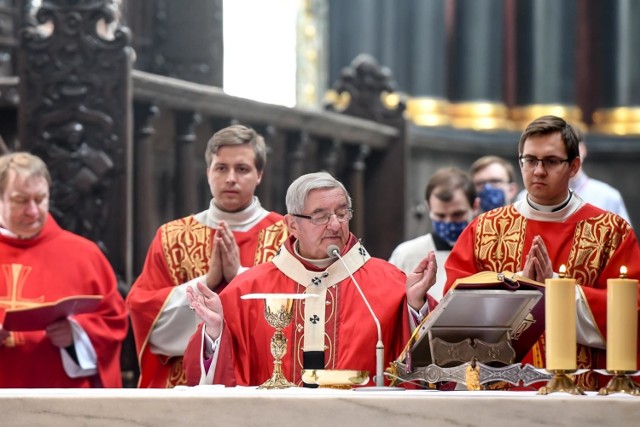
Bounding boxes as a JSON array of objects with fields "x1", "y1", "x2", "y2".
[{"x1": 1, "y1": 295, "x2": 103, "y2": 331}]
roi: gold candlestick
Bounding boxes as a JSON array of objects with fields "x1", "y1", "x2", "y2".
[
  {"x1": 597, "y1": 370, "x2": 640, "y2": 396},
  {"x1": 598, "y1": 266, "x2": 640, "y2": 396},
  {"x1": 539, "y1": 265, "x2": 584, "y2": 395},
  {"x1": 538, "y1": 370, "x2": 585, "y2": 395}
]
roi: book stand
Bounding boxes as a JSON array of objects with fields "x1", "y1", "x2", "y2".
[{"x1": 391, "y1": 272, "x2": 552, "y2": 389}]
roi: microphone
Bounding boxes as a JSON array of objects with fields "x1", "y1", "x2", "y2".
[{"x1": 327, "y1": 245, "x2": 385, "y2": 388}]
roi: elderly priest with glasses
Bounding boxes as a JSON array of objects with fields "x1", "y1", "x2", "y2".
[
  {"x1": 183, "y1": 171, "x2": 438, "y2": 387},
  {"x1": 443, "y1": 115, "x2": 640, "y2": 391}
]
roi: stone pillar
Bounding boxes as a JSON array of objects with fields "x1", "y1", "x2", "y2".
[
  {"x1": 151, "y1": 0, "x2": 223, "y2": 85},
  {"x1": 296, "y1": 0, "x2": 328, "y2": 107},
  {"x1": 328, "y1": 0, "x2": 380, "y2": 89},
  {"x1": 511, "y1": 0, "x2": 582, "y2": 129},
  {"x1": 449, "y1": 0, "x2": 513, "y2": 130},
  {"x1": 591, "y1": 0, "x2": 640, "y2": 135},
  {"x1": 405, "y1": 0, "x2": 450, "y2": 127}
]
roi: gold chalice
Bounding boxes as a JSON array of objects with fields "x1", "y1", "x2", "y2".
[{"x1": 241, "y1": 293, "x2": 316, "y2": 389}]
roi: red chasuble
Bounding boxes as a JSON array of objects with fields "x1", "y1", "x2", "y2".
[
  {"x1": 127, "y1": 213, "x2": 287, "y2": 388},
  {"x1": 183, "y1": 235, "x2": 412, "y2": 387},
  {"x1": 0, "y1": 214, "x2": 128, "y2": 388},
  {"x1": 443, "y1": 203, "x2": 640, "y2": 390}
]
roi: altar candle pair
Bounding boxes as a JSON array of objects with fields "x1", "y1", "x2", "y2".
[{"x1": 606, "y1": 266, "x2": 638, "y2": 372}]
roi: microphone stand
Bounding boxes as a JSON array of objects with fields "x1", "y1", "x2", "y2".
[{"x1": 330, "y1": 247, "x2": 404, "y2": 391}]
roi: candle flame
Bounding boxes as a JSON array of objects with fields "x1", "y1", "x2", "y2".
[
  {"x1": 620, "y1": 265, "x2": 628, "y2": 278},
  {"x1": 559, "y1": 264, "x2": 567, "y2": 278}
]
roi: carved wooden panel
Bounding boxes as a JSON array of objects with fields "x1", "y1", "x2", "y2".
[{"x1": 17, "y1": 0, "x2": 132, "y2": 283}]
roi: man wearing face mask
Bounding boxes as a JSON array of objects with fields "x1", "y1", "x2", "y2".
[
  {"x1": 389, "y1": 167, "x2": 478, "y2": 301},
  {"x1": 470, "y1": 155, "x2": 519, "y2": 213}
]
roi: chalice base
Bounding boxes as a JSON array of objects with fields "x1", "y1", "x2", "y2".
[
  {"x1": 538, "y1": 370, "x2": 585, "y2": 395},
  {"x1": 598, "y1": 372, "x2": 640, "y2": 396},
  {"x1": 258, "y1": 372, "x2": 296, "y2": 389}
]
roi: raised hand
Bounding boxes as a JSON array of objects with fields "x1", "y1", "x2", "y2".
[
  {"x1": 187, "y1": 281, "x2": 224, "y2": 341},
  {"x1": 405, "y1": 251, "x2": 438, "y2": 311}
]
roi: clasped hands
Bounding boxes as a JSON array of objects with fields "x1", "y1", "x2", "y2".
[
  {"x1": 206, "y1": 220, "x2": 241, "y2": 291},
  {"x1": 521, "y1": 235, "x2": 554, "y2": 283}
]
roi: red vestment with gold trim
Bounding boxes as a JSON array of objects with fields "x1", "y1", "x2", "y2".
[
  {"x1": 127, "y1": 213, "x2": 287, "y2": 388},
  {"x1": 183, "y1": 235, "x2": 412, "y2": 387},
  {"x1": 444, "y1": 203, "x2": 640, "y2": 390}
]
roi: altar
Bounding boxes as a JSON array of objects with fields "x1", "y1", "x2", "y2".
[{"x1": 1, "y1": 387, "x2": 639, "y2": 427}]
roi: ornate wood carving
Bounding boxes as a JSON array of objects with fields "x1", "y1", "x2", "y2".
[
  {"x1": 17, "y1": 0, "x2": 132, "y2": 283},
  {"x1": 325, "y1": 53, "x2": 405, "y2": 123}
]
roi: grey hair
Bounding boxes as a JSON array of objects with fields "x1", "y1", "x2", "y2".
[{"x1": 285, "y1": 171, "x2": 352, "y2": 214}]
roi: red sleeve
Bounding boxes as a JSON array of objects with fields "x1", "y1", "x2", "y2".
[
  {"x1": 71, "y1": 240, "x2": 129, "y2": 388},
  {"x1": 184, "y1": 323, "x2": 237, "y2": 387},
  {"x1": 443, "y1": 219, "x2": 480, "y2": 295}
]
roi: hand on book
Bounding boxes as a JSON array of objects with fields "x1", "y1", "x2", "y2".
[
  {"x1": 45, "y1": 318, "x2": 73, "y2": 348},
  {"x1": 0, "y1": 327, "x2": 10, "y2": 347}
]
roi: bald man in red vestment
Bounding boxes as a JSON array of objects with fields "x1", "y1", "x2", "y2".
[
  {"x1": 0, "y1": 152, "x2": 128, "y2": 387},
  {"x1": 444, "y1": 116, "x2": 640, "y2": 391}
]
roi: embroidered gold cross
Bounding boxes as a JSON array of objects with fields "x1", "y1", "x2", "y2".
[{"x1": 1, "y1": 264, "x2": 45, "y2": 346}]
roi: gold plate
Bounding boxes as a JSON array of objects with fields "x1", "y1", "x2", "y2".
[{"x1": 301, "y1": 369, "x2": 370, "y2": 388}]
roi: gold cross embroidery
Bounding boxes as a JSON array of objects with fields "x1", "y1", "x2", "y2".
[{"x1": 1, "y1": 264, "x2": 45, "y2": 346}]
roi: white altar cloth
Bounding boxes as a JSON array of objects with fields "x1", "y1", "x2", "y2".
[{"x1": 1, "y1": 386, "x2": 638, "y2": 427}]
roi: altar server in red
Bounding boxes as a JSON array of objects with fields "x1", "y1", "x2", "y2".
[
  {"x1": 127, "y1": 125, "x2": 288, "y2": 387},
  {"x1": 0, "y1": 152, "x2": 128, "y2": 387},
  {"x1": 444, "y1": 115, "x2": 640, "y2": 390}
]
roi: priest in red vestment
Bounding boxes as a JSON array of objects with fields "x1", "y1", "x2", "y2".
[
  {"x1": 443, "y1": 116, "x2": 640, "y2": 390},
  {"x1": 183, "y1": 171, "x2": 438, "y2": 387},
  {"x1": 126, "y1": 125, "x2": 288, "y2": 388},
  {"x1": 0, "y1": 152, "x2": 128, "y2": 388}
]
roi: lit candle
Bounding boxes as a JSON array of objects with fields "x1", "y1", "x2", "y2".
[
  {"x1": 606, "y1": 266, "x2": 639, "y2": 371},
  {"x1": 545, "y1": 265, "x2": 577, "y2": 370}
]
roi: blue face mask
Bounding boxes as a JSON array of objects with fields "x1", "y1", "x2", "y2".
[
  {"x1": 432, "y1": 220, "x2": 468, "y2": 245},
  {"x1": 478, "y1": 184, "x2": 506, "y2": 212}
]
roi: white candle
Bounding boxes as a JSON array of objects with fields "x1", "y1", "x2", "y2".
[
  {"x1": 545, "y1": 265, "x2": 577, "y2": 370},
  {"x1": 606, "y1": 266, "x2": 639, "y2": 371}
]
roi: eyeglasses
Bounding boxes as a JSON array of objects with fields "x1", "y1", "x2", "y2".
[
  {"x1": 291, "y1": 208, "x2": 353, "y2": 225},
  {"x1": 519, "y1": 156, "x2": 570, "y2": 171}
]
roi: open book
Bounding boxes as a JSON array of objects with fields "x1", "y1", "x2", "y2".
[
  {"x1": 398, "y1": 271, "x2": 545, "y2": 369},
  {"x1": 0, "y1": 295, "x2": 103, "y2": 331}
]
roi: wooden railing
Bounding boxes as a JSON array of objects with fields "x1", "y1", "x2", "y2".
[{"x1": 130, "y1": 68, "x2": 404, "y2": 274}]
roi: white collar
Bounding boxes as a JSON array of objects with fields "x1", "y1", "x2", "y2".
[
  {"x1": 515, "y1": 192, "x2": 585, "y2": 222},
  {"x1": 194, "y1": 196, "x2": 269, "y2": 231}
]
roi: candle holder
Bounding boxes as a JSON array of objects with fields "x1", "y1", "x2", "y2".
[
  {"x1": 537, "y1": 369, "x2": 587, "y2": 395},
  {"x1": 596, "y1": 370, "x2": 640, "y2": 396}
]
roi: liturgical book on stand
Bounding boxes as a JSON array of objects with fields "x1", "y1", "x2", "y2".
[
  {"x1": 0, "y1": 295, "x2": 103, "y2": 331},
  {"x1": 398, "y1": 271, "x2": 545, "y2": 370}
]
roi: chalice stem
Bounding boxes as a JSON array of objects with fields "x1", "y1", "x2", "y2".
[{"x1": 259, "y1": 328, "x2": 295, "y2": 389}]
